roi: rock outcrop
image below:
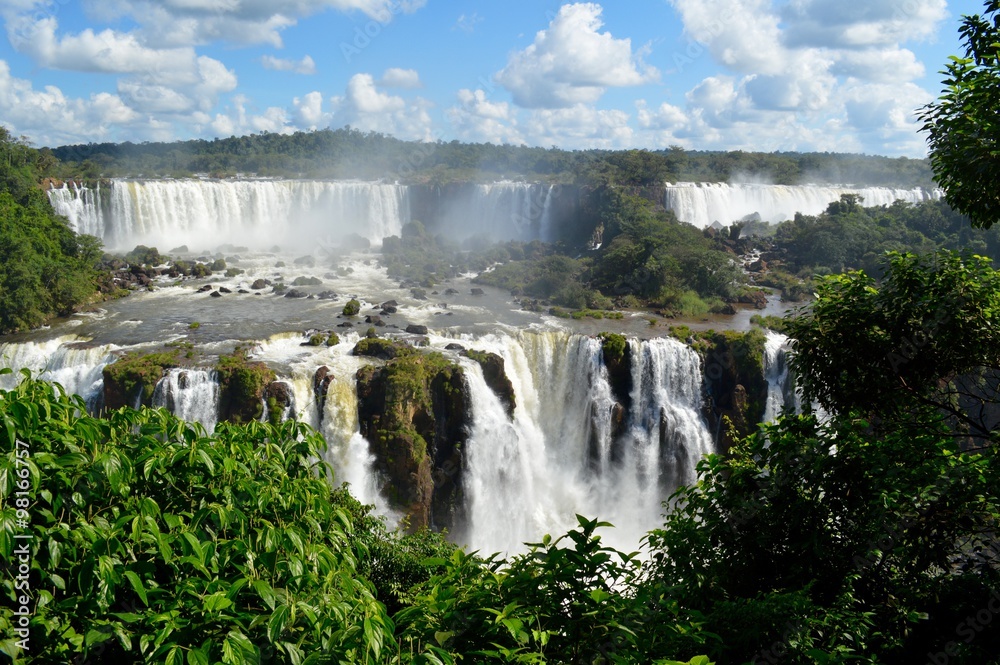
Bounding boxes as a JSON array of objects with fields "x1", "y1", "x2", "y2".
[{"x1": 355, "y1": 351, "x2": 471, "y2": 532}]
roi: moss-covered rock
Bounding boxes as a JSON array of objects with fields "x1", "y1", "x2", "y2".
[
  {"x1": 352, "y1": 337, "x2": 414, "y2": 360},
  {"x1": 695, "y1": 328, "x2": 768, "y2": 452},
  {"x1": 215, "y1": 348, "x2": 276, "y2": 424},
  {"x1": 464, "y1": 349, "x2": 516, "y2": 418},
  {"x1": 356, "y1": 351, "x2": 470, "y2": 532},
  {"x1": 102, "y1": 350, "x2": 182, "y2": 410},
  {"x1": 598, "y1": 332, "x2": 632, "y2": 412}
]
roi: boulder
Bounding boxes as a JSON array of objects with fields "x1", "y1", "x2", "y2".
[
  {"x1": 284, "y1": 289, "x2": 308, "y2": 299},
  {"x1": 405, "y1": 324, "x2": 429, "y2": 335},
  {"x1": 250, "y1": 278, "x2": 267, "y2": 290},
  {"x1": 218, "y1": 287, "x2": 232, "y2": 294},
  {"x1": 197, "y1": 284, "x2": 213, "y2": 293},
  {"x1": 445, "y1": 343, "x2": 465, "y2": 351},
  {"x1": 210, "y1": 291, "x2": 223, "y2": 298},
  {"x1": 470, "y1": 288, "x2": 485, "y2": 296}
]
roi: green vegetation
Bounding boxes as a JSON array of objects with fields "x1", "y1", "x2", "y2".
[
  {"x1": 787, "y1": 250, "x2": 1000, "y2": 439},
  {"x1": 326, "y1": 332, "x2": 340, "y2": 347},
  {"x1": 0, "y1": 377, "x2": 401, "y2": 663},
  {"x1": 598, "y1": 332, "x2": 628, "y2": 364},
  {"x1": 342, "y1": 298, "x2": 361, "y2": 316},
  {"x1": 215, "y1": 348, "x2": 275, "y2": 423},
  {"x1": 101, "y1": 349, "x2": 182, "y2": 409},
  {"x1": 47, "y1": 127, "x2": 934, "y2": 188},
  {"x1": 292, "y1": 276, "x2": 322, "y2": 286},
  {"x1": 0, "y1": 130, "x2": 103, "y2": 333},
  {"x1": 188, "y1": 321, "x2": 200, "y2": 330},
  {"x1": 919, "y1": 1, "x2": 1000, "y2": 229}
]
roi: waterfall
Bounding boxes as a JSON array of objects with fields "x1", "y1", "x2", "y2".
[
  {"x1": 319, "y1": 369, "x2": 400, "y2": 523},
  {"x1": 440, "y1": 182, "x2": 556, "y2": 241},
  {"x1": 664, "y1": 182, "x2": 943, "y2": 228},
  {"x1": 763, "y1": 332, "x2": 798, "y2": 422},
  {"x1": 0, "y1": 336, "x2": 117, "y2": 412},
  {"x1": 47, "y1": 179, "x2": 409, "y2": 250},
  {"x1": 151, "y1": 369, "x2": 220, "y2": 432},
  {"x1": 458, "y1": 331, "x2": 714, "y2": 555}
]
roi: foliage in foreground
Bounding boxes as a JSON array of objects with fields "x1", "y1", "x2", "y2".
[
  {"x1": 646, "y1": 413, "x2": 1000, "y2": 664},
  {"x1": 0, "y1": 375, "x2": 712, "y2": 664},
  {"x1": 0, "y1": 375, "x2": 394, "y2": 664}
]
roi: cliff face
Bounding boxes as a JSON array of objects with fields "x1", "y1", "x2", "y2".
[
  {"x1": 696, "y1": 329, "x2": 769, "y2": 452},
  {"x1": 355, "y1": 349, "x2": 471, "y2": 531}
]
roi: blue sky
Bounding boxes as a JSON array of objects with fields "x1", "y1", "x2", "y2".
[{"x1": 0, "y1": 0, "x2": 982, "y2": 156}]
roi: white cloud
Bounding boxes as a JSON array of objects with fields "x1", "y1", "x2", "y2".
[
  {"x1": 261, "y1": 54, "x2": 316, "y2": 75},
  {"x1": 330, "y1": 73, "x2": 433, "y2": 140},
  {"x1": 454, "y1": 12, "x2": 482, "y2": 34},
  {"x1": 0, "y1": 59, "x2": 149, "y2": 145},
  {"x1": 292, "y1": 91, "x2": 330, "y2": 129},
  {"x1": 379, "y1": 68, "x2": 421, "y2": 89},
  {"x1": 497, "y1": 3, "x2": 657, "y2": 109},
  {"x1": 781, "y1": 0, "x2": 948, "y2": 49},
  {"x1": 663, "y1": 0, "x2": 949, "y2": 155},
  {"x1": 446, "y1": 88, "x2": 523, "y2": 144},
  {"x1": 75, "y1": 0, "x2": 427, "y2": 48},
  {"x1": 522, "y1": 105, "x2": 634, "y2": 149}
]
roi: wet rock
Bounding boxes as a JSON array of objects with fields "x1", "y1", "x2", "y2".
[
  {"x1": 337, "y1": 321, "x2": 354, "y2": 328},
  {"x1": 284, "y1": 289, "x2": 308, "y2": 298},
  {"x1": 470, "y1": 288, "x2": 485, "y2": 296},
  {"x1": 365, "y1": 315, "x2": 386, "y2": 327},
  {"x1": 210, "y1": 291, "x2": 223, "y2": 298},
  {"x1": 238, "y1": 289, "x2": 250, "y2": 294},
  {"x1": 445, "y1": 343, "x2": 465, "y2": 351},
  {"x1": 445, "y1": 288, "x2": 459, "y2": 295},
  {"x1": 218, "y1": 287, "x2": 232, "y2": 294},
  {"x1": 463, "y1": 349, "x2": 516, "y2": 419},
  {"x1": 411, "y1": 288, "x2": 427, "y2": 300},
  {"x1": 197, "y1": 285, "x2": 213, "y2": 293},
  {"x1": 316, "y1": 290, "x2": 338, "y2": 300},
  {"x1": 381, "y1": 306, "x2": 397, "y2": 315},
  {"x1": 382, "y1": 300, "x2": 398, "y2": 308},
  {"x1": 250, "y1": 278, "x2": 267, "y2": 290},
  {"x1": 405, "y1": 324, "x2": 429, "y2": 335}
]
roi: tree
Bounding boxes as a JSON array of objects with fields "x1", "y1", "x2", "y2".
[
  {"x1": 919, "y1": 1, "x2": 1000, "y2": 229},
  {"x1": 786, "y1": 250, "x2": 1000, "y2": 441}
]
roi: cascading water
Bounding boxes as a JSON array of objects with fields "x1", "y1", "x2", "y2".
[
  {"x1": 0, "y1": 336, "x2": 117, "y2": 412},
  {"x1": 456, "y1": 331, "x2": 714, "y2": 555},
  {"x1": 151, "y1": 368, "x2": 220, "y2": 432},
  {"x1": 439, "y1": 182, "x2": 556, "y2": 242},
  {"x1": 47, "y1": 179, "x2": 409, "y2": 250},
  {"x1": 763, "y1": 332, "x2": 798, "y2": 422},
  {"x1": 664, "y1": 182, "x2": 942, "y2": 228}
]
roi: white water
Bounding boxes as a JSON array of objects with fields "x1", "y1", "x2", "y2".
[
  {"x1": 151, "y1": 368, "x2": 220, "y2": 432},
  {"x1": 458, "y1": 332, "x2": 714, "y2": 555},
  {"x1": 469, "y1": 182, "x2": 556, "y2": 241},
  {"x1": 47, "y1": 179, "x2": 410, "y2": 250},
  {"x1": 47, "y1": 179, "x2": 563, "y2": 250},
  {"x1": 763, "y1": 332, "x2": 798, "y2": 422},
  {"x1": 665, "y1": 182, "x2": 942, "y2": 228},
  {"x1": 0, "y1": 336, "x2": 117, "y2": 411}
]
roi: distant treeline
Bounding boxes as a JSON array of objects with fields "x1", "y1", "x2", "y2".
[{"x1": 46, "y1": 127, "x2": 935, "y2": 188}]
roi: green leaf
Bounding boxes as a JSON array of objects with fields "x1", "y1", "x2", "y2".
[
  {"x1": 123, "y1": 570, "x2": 149, "y2": 607},
  {"x1": 268, "y1": 605, "x2": 290, "y2": 644}
]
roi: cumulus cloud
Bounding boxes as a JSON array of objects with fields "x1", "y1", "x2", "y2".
[
  {"x1": 261, "y1": 54, "x2": 316, "y2": 75},
  {"x1": 446, "y1": 88, "x2": 523, "y2": 144},
  {"x1": 497, "y1": 3, "x2": 657, "y2": 109},
  {"x1": 330, "y1": 73, "x2": 433, "y2": 140},
  {"x1": 522, "y1": 105, "x2": 634, "y2": 149},
  {"x1": 0, "y1": 59, "x2": 151, "y2": 145},
  {"x1": 78, "y1": 0, "x2": 427, "y2": 48},
  {"x1": 662, "y1": 0, "x2": 947, "y2": 155},
  {"x1": 379, "y1": 68, "x2": 421, "y2": 89}
]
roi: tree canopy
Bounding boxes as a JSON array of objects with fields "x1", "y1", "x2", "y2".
[{"x1": 920, "y1": 1, "x2": 1000, "y2": 228}]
